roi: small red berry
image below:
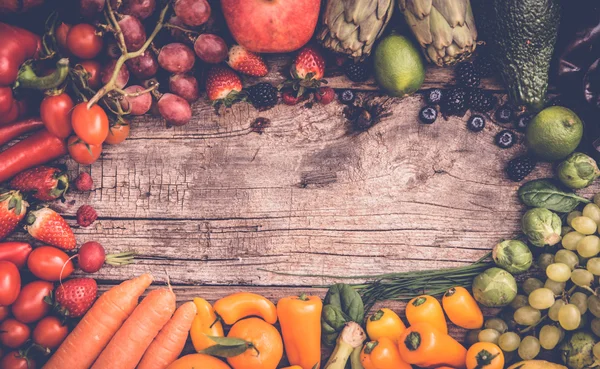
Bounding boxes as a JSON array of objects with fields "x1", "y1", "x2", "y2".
[
  {"x1": 282, "y1": 91, "x2": 305, "y2": 106},
  {"x1": 77, "y1": 205, "x2": 97, "y2": 227},
  {"x1": 74, "y1": 172, "x2": 93, "y2": 191},
  {"x1": 315, "y1": 87, "x2": 335, "y2": 105}
]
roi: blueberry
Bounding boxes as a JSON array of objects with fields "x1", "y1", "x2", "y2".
[
  {"x1": 495, "y1": 129, "x2": 516, "y2": 149},
  {"x1": 495, "y1": 104, "x2": 515, "y2": 123},
  {"x1": 419, "y1": 106, "x2": 438, "y2": 124},
  {"x1": 425, "y1": 89, "x2": 444, "y2": 105},
  {"x1": 467, "y1": 114, "x2": 486, "y2": 132},
  {"x1": 515, "y1": 113, "x2": 533, "y2": 132},
  {"x1": 339, "y1": 90, "x2": 355, "y2": 105}
]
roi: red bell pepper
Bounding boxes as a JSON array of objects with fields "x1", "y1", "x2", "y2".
[{"x1": 0, "y1": 22, "x2": 69, "y2": 126}]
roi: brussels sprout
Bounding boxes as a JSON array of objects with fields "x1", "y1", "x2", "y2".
[
  {"x1": 522, "y1": 208, "x2": 562, "y2": 247},
  {"x1": 557, "y1": 152, "x2": 600, "y2": 189},
  {"x1": 472, "y1": 267, "x2": 518, "y2": 307},
  {"x1": 560, "y1": 331, "x2": 597, "y2": 369},
  {"x1": 493, "y1": 240, "x2": 533, "y2": 274}
]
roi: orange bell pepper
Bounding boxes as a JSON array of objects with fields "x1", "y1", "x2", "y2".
[
  {"x1": 213, "y1": 292, "x2": 277, "y2": 325},
  {"x1": 277, "y1": 294, "x2": 322, "y2": 369},
  {"x1": 442, "y1": 287, "x2": 484, "y2": 330},
  {"x1": 466, "y1": 342, "x2": 504, "y2": 369},
  {"x1": 190, "y1": 298, "x2": 225, "y2": 351},
  {"x1": 366, "y1": 308, "x2": 406, "y2": 343},
  {"x1": 360, "y1": 337, "x2": 412, "y2": 369},
  {"x1": 398, "y1": 322, "x2": 467, "y2": 369},
  {"x1": 406, "y1": 295, "x2": 448, "y2": 334}
]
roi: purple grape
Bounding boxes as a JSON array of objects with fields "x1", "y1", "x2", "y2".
[
  {"x1": 169, "y1": 74, "x2": 199, "y2": 102},
  {"x1": 174, "y1": 0, "x2": 211, "y2": 27},
  {"x1": 126, "y1": 50, "x2": 158, "y2": 79},
  {"x1": 194, "y1": 34, "x2": 228, "y2": 64},
  {"x1": 118, "y1": 15, "x2": 147, "y2": 52},
  {"x1": 101, "y1": 59, "x2": 130, "y2": 89},
  {"x1": 121, "y1": 85, "x2": 152, "y2": 115},
  {"x1": 158, "y1": 93, "x2": 192, "y2": 126},
  {"x1": 158, "y1": 43, "x2": 195, "y2": 74}
]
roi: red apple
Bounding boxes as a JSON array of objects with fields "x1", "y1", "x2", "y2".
[{"x1": 220, "y1": 0, "x2": 321, "y2": 53}]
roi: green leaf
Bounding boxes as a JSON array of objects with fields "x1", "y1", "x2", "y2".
[
  {"x1": 199, "y1": 343, "x2": 249, "y2": 358},
  {"x1": 518, "y1": 179, "x2": 590, "y2": 213},
  {"x1": 323, "y1": 283, "x2": 365, "y2": 323},
  {"x1": 205, "y1": 336, "x2": 248, "y2": 347}
]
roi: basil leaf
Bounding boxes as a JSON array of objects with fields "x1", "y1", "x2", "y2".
[
  {"x1": 518, "y1": 179, "x2": 590, "y2": 213},
  {"x1": 323, "y1": 283, "x2": 365, "y2": 323}
]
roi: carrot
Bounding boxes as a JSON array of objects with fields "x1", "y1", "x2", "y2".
[
  {"x1": 137, "y1": 301, "x2": 197, "y2": 369},
  {"x1": 42, "y1": 273, "x2": 153, "y2": 369},
  {"x1": 90, "y1": 287, "x2": 176, "y2": 369}
]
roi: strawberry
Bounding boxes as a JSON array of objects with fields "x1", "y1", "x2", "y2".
[
  {"x1": 227, "y1": 45, "x2": 268, "y2": 77},
  {"x1": 291, "y1": 46, "x2": 326, "y2": 81},
  {"x1": 0, "y1": 190, "x2": 28, "y2": 241},
  {"x1": 281, "y1": 91, "x2": 306, "y2": 105},
  {"x1": 10, "y1": 166, "x2": 69, "y2": 201},
  {"x1": 315, "y1": 87, "x2": 335, "y2": 105},
  {"x1": 55, "y1": 278, "x2": 97, "y2": 317},
  {"x1": 205, "y1": 66, "x2": 245, "y2": 107},
  {"x1": 26, "y1": 207, "x2": 76, "y2": 250}
]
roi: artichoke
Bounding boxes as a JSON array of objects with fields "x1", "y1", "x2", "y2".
[
  {"x1": 317, "y1": 0, "x2": 394, "y2": 61},
  {"x1": 398, "y1": 0, "x2": 478, "y2": 66}
]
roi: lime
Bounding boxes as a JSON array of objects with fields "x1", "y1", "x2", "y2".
[
  {"x1": 374, "y1": 34, "x2": 424, "y2": 97},
  {"x1": 526, "y1": 106, "x2": 583, "y2": 161}
]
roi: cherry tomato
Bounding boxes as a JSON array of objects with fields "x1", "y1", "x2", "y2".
[
  {"x1": 71, "y1": 103, "x2": 108, "y2": 145},
  {"x1": 104, "y1": 122, "x2": 130, "y2": 145},
  {"x1": 68, "y1": 136, "x2": 102, "y2": 165},
  {"x1": 0, "y1": 319, "x2": 30, "y2": 348},
  {"x1": 0, "y1": 261, "x2": 20, "y2": 306},
  {"x1": 66, "y1": 23, "x2": 103, "y2": 59},
  {"x1": 0, "y1": 305, "x2": 9, "y2": 321},
  {"x1": 56, "y1": 22, "x2": 71, "y2": 53},
  {"x1": 32, "y1": 316, "x2": 69, "y2": 350},
  {"x1": 27, "y1": 246, "x2": 74, "y2": 282},
  {"x1": 0, "y1": 351, "x2": 36, "y2": 369},
  {"x1": 40, "y1": 94, "x2": 74, "y2": 138},
  {"x1": 0, "y1": 243, "x2": 32, "y2": 270},
  {"x1": 11, "y1": 281, "x2": 53, "y2": 324},
  {"x1": 79, "y1": 60, "x2": 102, "y2": 89}
]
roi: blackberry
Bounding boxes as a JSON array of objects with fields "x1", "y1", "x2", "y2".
[
  {"x1": 344, "y1": 62, "x2": 370, "y2": 82},
  {"x1": 515, "y1": 113, "x2": 533, "y2": 132},
  {"x1": 247, "y1": 82, "x2": 278, "y2": 110},
  {"x1": 455, "y1": 62, "x2": 481, "y2": 88},
  {"x1": 473, "y1": 53, "x2": 495, "y2": 78},
  {"x1": 467, "y1": 114, "x2": 486, "y2": 132},
  {"x1": 506, "y1": 155, "x2": 537, "y2": 182},
  {"x1": 425, "y1": 88, "x2": 444, "y2": 105},
  {"x1": 495, "y1": 104, "x2": 515, "y2": 123},
  {"x1": 495, "y1": 129, "x2": 516, "y2": 149},
  {"x1": 441, "y1": 87, "x2": 468, "y2": 117},
  {"x1": 419, "y1": 106, "x2": 438, "y2": 124},
  {"x1": 339, "y1": 89, "x2": 356, "y2": 105},
  {"x1": 467, "y1": 88, "x2": 497, "y2": 113}
]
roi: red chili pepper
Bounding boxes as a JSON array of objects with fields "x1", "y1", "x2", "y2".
[
  {"x1": 0, "y1": 117, "x2": 44, "y2": 147},
  {"x1": 0, "y1": 129, "x2": 67, "y2": 182},
  {"x1": 0, "y1": 242, "x2": 32, "y2": 269},
  {"x1": 0, "y1": 22, "x2": 69, "y2": 126}
]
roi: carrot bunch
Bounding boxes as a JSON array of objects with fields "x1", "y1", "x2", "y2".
[{"x1": 43, "y1": 273, "x2": 196, "y2": 369}]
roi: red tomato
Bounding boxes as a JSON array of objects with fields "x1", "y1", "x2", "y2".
[
  {"x1": 56, "y1": 22, "x2": 71, "y2": 53},
  {"x1": 79, "y1": 60, "x2": 102, "y2": 89},
  {"x1": 0, "y1": 261, "x2": 20, "y2": 306},
  {"x1": 0, "y1": 242, "x2": 32, "y2": 269},
  {"x1": 32, "y1": 316, "x2": 69, "y2": 350},
  {"x1": 0, "y1": 319, "x2": 30, "y2": 348},
  {"x1": 67, "y1": 136, "x2": 102, "y2": 165},
  {"x1": 27, "y1": 246, "x2": 74, "y2": 282},
  {"x1": 0, "y1": 305, "x2": 9, "y2": 321},
  {"x1": 66, "y1": 24, "x2": 103, "y2": 59},
  {"x1": 11, "y1": 281, "x2": 53, "y2": 323},
  {"x1": 71, "y1": 103, "x2": 108, "y2": 145},
  {"x1": 105, "y1": 122, "x2": 130, "y2": 145},
  {"x1": 0, "y1": 351, "x2": 36, "y2": 369},
  {"x1": 40, "y1": 94, "x2": 74, "y2": 138}
]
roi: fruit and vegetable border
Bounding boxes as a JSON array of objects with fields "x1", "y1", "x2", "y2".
[{"x1": 1, "y1": 0, "x2": 600, "y2": 369}]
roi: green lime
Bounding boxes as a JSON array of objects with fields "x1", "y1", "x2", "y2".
[
  {"x1": 374, "y1": 34, "x2": 424, "y2": 97},
  {"x1": 526, "y1": 106, "x2": 583, "y2": 161}
]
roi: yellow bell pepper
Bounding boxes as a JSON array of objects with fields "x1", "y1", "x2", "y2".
[
  {"x1": 190, "y1": 297, "x2": 224, "y2": 351},
  {"x1": 365, "y1": 308, "x2": 406, "y2": 343}
]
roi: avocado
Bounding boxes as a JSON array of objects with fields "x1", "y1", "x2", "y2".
[{"x1": 473, "y1": 0, "x2": 561, "y2": 111}]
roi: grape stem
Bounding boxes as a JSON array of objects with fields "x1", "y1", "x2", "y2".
[
  {"x1": 164, "y1": 23, "x2": 199, "y2": 36},
  {"x1": 114, "y1": 83, "x2": 159, "y2": 97},
  {"x1": 87, "y1": 1, "x2": 170, "y2": 109}
]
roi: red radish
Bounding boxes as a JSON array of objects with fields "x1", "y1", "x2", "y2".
[{"x1": 77, "y1": 241, "x2": 135, "y2": 273}]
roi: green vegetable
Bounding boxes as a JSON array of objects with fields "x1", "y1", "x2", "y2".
[
  {"x1": 472, "y1": 267, "x2": 517, "y2": 307},
  {"x1": 492, "y1": 240, "x2": 532, "y2": 274},
  {"x1": 522, "y1": 208, "x2": 562, "y2": 247},
  {"x1": 560, "y1": 331, "x2": 597, "y2": 369},
  {"x1": 557, "y1": 152, "x2": 600, "y2": 189},
  {"x1": 322, "y1": 283, "x2": 364, "y2": 346},
  {"x1": 518, "y1": 179, "x2": 590, "y2": 213}
]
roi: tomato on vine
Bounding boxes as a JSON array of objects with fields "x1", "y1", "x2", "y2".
[
  {"x1": 79, "y1": 60, "x2": 102, "y2": 89},
  {"x1": 40, "y1": 93, "x2": 74, "y2": 138},
  {"x1": 68, "y1": 136, "x2": 102, "y2": 165},
  {"x1": 71, "y1": 103, "x2": 108, "y2": 145},
  {"x1": 66, "y1": 23, "x2": 103, "y2": 59},
  {"x1": 105, "y1": 121, "x2": 130, "y2": 145}
]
